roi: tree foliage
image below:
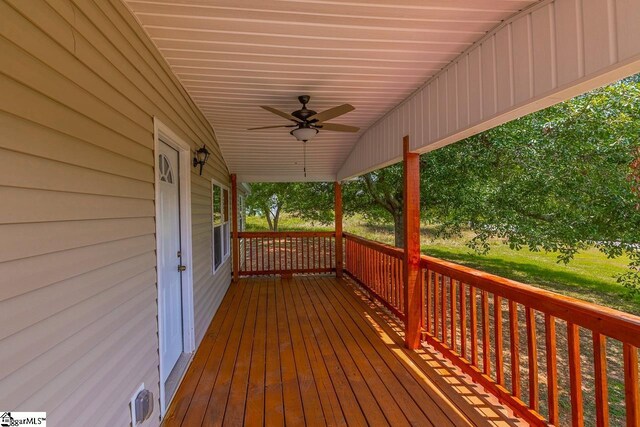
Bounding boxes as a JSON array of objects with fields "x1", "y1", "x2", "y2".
[
  {"x1": 244, "y1": 182, "x2": 334, "y2": 231},
  {"x1": 422, "y1": 76, "x2": 640, "y2": 291}
]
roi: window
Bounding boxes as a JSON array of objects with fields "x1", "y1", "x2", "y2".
[
  {"x1": 212, "y1": 182, "x2": 231, "y2": 273},
  {"x1": 158, "y1": 154, "x2": 174, "y2": 184}
]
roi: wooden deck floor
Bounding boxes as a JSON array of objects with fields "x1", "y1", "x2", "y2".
[{"x1": 163, "y1": 276, "x2": 522, "y2": 427}]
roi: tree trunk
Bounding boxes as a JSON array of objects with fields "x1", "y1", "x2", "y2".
[
  {"x1": 265, "y1": 206, "x2": 274, "y2": 231},
  {"x1": 393, "y1": 213, "x2": 404, "y2": 248},
  {"x1": 273, "y1": 208, "x2": 280, "y2": 232}
]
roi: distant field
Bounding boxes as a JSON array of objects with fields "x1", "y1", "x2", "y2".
[{"x1": 246, "y1": 214, "x2": 639, "y2": 315}]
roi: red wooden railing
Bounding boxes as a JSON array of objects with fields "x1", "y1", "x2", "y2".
[
  {"x1": 238, "y1": 231, "x2": 335, "y2": 276},
  {"x1": 343, "y1": 232, "x2": 640, "y2": 427},
  {"x1": 343, "y1": 233, "x2": 405, "y2": 321}
]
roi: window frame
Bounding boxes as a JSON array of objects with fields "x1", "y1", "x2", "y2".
[{"x1": 211, "y1": 179, "x2": 231, "y2": 274}]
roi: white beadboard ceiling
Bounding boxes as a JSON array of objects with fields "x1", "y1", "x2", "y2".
[{"x1": 126, "y1": 0, "x2": 539, "y2": 182}]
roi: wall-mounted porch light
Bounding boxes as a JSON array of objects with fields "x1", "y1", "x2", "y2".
[{"x1": 193, "y1": 144, "x2": 210, "y2": 175}]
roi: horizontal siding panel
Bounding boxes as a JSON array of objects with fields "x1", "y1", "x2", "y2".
[
  {"x1": 51, "y1": 319, "x2": 158, "y2": 425},
  {"x1": 1, "y1": 288, "x2": 156, "y2": 410},
  {"x1": 0, "y1": 187, "x2": 154, "y2": 223},
  {"x1": 0, "y1": 112, "x2": 153, "y2": 182},
  {"x1": 0, "y1": 36, "x2": 153, "y2": 147},
  {"x1": 0, "y1": 217, "x2": 154, "y2": 263},
  {"x1": 0, "y1": 252, "x2": 156, "y2": 340},
  {"x1": 0, "y1": 233, "x2": 155, "y2": 302},
  {"x1": 0, "y1": 268, "x2": 155, "y2": 380},
  {"x1": 0, "y1": 148, "x2": 154, "y2": 199},
  {"x1": 0, "y1": 74, "x2": 153, "y2": 165}
]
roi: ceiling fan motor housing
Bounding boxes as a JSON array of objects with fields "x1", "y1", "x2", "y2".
[{"x1": 292, "y1": 95, "x2": 317, "y2": 122}]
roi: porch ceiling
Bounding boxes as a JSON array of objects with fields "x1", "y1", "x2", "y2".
[{"x1": 125, "y1": 0, "x2": 538, "y2": 182}]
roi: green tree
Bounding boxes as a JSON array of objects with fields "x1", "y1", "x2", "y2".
[
  {"x1": 423, "y1": 77, "x2": 640, "y2": 284},
  {"x1": 244, "y1": 182, "x2": 334, "y2": 231},
  {"x1": 343, "y1": 169, "x2": 405, "y2": 246}
]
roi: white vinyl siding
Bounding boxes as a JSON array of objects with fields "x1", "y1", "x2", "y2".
[{"x1": 0, "y1": 1, "x2": 230, "y2": 426}]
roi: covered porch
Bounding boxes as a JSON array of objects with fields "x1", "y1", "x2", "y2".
[
  {"x1": 3, "y1": 0, "x2": 639, "y2": 426},
  {"x1": 163, "y1": 275, "x2": 521, "y2": 427}
]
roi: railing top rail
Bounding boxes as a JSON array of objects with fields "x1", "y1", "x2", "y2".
[
  {"x1": 238, "y1": 231, "x2": 335, "y2": 238},
  {"x1": 343, "y1": 232, "x2": 404, "y2": 259},
  {"x1": 344, "y1": 232, "x2": 640, "y2": 346}
]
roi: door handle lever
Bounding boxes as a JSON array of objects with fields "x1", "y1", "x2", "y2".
[{"x1": 178, "y1": 265, "x2": 187, "y2": 272}]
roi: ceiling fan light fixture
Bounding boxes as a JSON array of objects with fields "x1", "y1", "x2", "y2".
[{"x1": 290, "y1": 126, "x2": 318, "y2": 142}]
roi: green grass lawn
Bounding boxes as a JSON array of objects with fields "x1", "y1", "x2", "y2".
[{"x1": 246, "y1": 214, "x2": 640, "y2": 315}]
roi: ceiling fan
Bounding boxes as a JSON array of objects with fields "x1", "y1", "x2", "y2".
[{"x1": 248, "y1": 95, "x2": 360, "y2": 142}]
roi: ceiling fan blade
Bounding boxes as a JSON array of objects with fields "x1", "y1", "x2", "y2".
[
  {"x1": 317, "y1": 123, "x2": 360, "y2": 133},
  {"x1": 247, "y1": 124, "x2": 295, "y2": 130},
  {"x1": 308, "y1": 104, "x2": 355, "y2": 123},
  {"x1": 260, "y1": 105, "x2": 298, "y2": 122}
]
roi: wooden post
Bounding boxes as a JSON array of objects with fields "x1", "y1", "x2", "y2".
[
  {"x1": 231, "y1": 174, "x2": 239, "y2": 282},
  {"x1": 403, "y1": 135, "x2": 422, "y2": 349},
  {"x1": 335, "y1": 181, "x2": 343, "y2": 278}
]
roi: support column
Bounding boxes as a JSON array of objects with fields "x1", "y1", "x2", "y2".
[
  {"x1": 403, "y1": 135, "x2": 422, "y2": 349},
  {"x1": 335, "y1": 181, "x2": 343, "y2": 278},
  {"x1": 231, "y1": 174, "x2": 239, "y2": 282}
]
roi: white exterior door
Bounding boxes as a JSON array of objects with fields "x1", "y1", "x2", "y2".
[{"x1": 158, "y1": 141, "x2": 183, "y2": 383}]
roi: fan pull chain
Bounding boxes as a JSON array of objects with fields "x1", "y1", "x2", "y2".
[{"x1": 303, "y1": 141, "x2": 307, "y2": 177}]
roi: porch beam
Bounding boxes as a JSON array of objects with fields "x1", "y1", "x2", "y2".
[
  {"x1": 231, "y1": 173, "x2": 239, "y2": 282},
  {"x1": 335, "y1": 181, "x2": 343, "y2": 278},
  {"x1": 403, "y1": 135, "x2": 422, "y2": 349}
]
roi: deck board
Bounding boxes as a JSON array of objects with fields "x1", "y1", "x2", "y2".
[{"x1": 163, "y1": 276, "x2": 523, "y2": 427}]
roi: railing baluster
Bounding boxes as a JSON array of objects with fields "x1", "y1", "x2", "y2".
[
  {"x1": 482, "y1": 290, "x2": 490, "y2": 376},
  {"x1": 568, "y1": 322, "x2": 584, "y2": 427},
  {"x1": 545, "y1": 314, "x2": 559, "y2": 425},
  {"x1": 495, "y1": 295, "x2": 504, "y2": 386},
  {"x1": 285, "y1": 236, "x2": 289, "y2": 271},
  {"x1": 526, "y1": 307, "x2": 538, "y2": 411},
  {"x1": 470, "y1": 286, "x2": 478, "y2": 366},
  {"x1": 434, "y1": 274, "x2": 441, "y2": 340},
  {"x1": 441, "y1": 274, "x2": 447, "y2": 344},
  {"x1": 451, "y1": 278, "x2": 457, "y2": 351},
  {"x1": 593, "y1": 332, "x2": 609, "y2": 427},
  {"x1": 624, "y1": 343, "x2": 639, "y2": 427},
  {"x1": 261, "y1": 237, "x2": 264, "y2": 271},
  {"x1": 509, "y1": 300, "x2": 521, "y2": 399},
  {"x1": 249, "y1": 237, "x2": 253, "y2": 272},
  {"x1": 426, "y1": 270, "x2": 432, "y2": 334},
  {"x1": 460, "y1": 281, "x2": 467, "y2": 360}
]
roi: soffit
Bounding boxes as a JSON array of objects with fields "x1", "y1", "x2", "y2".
[{"x1": 126, "y1": 0, "x2": 538, "y2": 181}]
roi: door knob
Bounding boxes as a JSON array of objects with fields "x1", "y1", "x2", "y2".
[{"x1": 178, "y1": 265, "x2": 187, "y2": 272}]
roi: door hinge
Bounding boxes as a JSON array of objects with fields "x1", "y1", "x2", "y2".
[{"x1": 178, "y1": 265, "x2": 187, "y2": 272}]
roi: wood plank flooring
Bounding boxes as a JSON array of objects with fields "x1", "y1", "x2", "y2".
[{"x1": 162, "y1": 276, "x2": 522, "y2": 426}]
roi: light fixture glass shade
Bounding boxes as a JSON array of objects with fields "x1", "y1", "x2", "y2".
[
  {"x1": 196, "y1": 146, "x2": 210, "y2": 163},
  {"x1": 291, "y1": 127, "x2": 318, "y2": 142}
]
